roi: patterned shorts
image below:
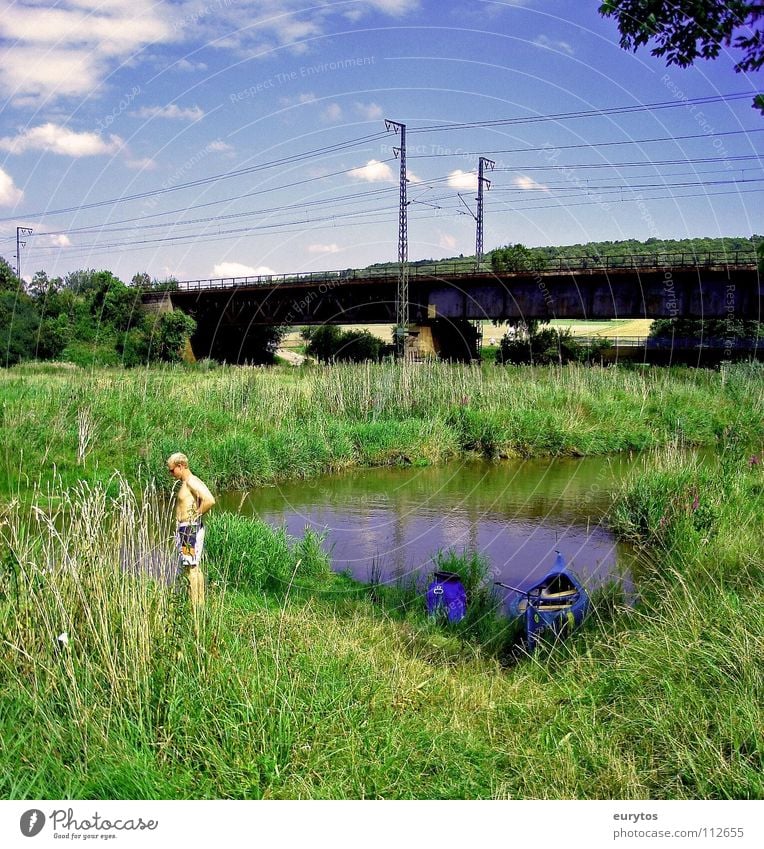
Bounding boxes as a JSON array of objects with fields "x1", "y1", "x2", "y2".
[{"x1": 176, "y1": 522, "x2": 205, "y2": 568}]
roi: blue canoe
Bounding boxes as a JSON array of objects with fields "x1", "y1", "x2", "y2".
[{"x1": 500, "y1": 552, "x2": 589, "y2": 650}]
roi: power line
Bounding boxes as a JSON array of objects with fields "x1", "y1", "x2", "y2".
[
  {"x1": 409, "y1": 92, "x2": 754, "y2": 132},
  {"x1": 406, "y1": 127, "x2": 764, "y2": 158},
  {"x1": 24, "y1": 174, "x2": 764, "y2": 256},
  {"x1": 0, "y1": 130, "x2": 390, "y2": 223},
  {"x1": 493, "y1": 155, "x2": 763, "y2": 172}
]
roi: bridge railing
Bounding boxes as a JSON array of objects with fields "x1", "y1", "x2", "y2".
[
  {"x1": 164, "y1": 250, "x2": 757, "y2": 292},
  {"x1": 575, "y1": 335, "x2": 762, "y2": 350}
]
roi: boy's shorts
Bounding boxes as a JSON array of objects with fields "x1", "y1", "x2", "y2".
[{"x1": 176, "y1": 522, "x2": 205, "y2": 568}]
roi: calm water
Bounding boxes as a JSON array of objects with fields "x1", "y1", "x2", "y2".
[{"x1": 217, "y1": 454, "x2": 642, "y2": 595}]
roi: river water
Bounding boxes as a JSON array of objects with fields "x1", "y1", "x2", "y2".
[{"x1": 216, "y1": 454, "x2": 641, "y2": 596}]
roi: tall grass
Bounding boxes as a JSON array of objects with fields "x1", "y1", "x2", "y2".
[
  {"x1": 1, "y1": 362, "x2": 763, "y2": 798},
  {"x1": 1, "y1": 361, "x2": 762, "y2": 494},
  {"x1": 1, "y1": 450, "x2": 763, "y2": 798}
]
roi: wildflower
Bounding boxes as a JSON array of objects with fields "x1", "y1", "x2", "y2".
[
  {"x1": 749, "y1": 455, "x2": 760, "y2": 468},
  {"x1": 56, "y1": 632, "x2": 69, "y2": 649}
]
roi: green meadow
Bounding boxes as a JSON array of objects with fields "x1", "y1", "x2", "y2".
[{"x1": 1, "y1": 361, "x2": 762, "y2": 798}]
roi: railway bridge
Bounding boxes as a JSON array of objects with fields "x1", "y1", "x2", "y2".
[{"x1": 142, "y1": 252, "x2": 761, "y2": 361}]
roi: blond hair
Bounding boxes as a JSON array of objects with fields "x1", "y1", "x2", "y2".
[{"x1": 167, "y1": 452, "x2": 189, "y2": 469}]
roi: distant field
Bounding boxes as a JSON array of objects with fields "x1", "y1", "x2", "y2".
[
  {"x1": 283, "y1": 320, "x2": 654, "y2": 348},
  {"x1": 547, "y1": 319, "x2": 653, "y2": 338}
]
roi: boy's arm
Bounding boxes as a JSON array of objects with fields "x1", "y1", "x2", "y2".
[{"x1": 188, "y1": 476, "x2": 216, "y2": 517}]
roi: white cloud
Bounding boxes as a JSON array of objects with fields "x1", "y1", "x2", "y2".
[
  {"x1": 365, "y1": 0, "x2": 419, "y2": 13},
  {"x1": 534, "y1": 35, "x2": 574, "y2": 56},
  {"x1": 206, "y1": 140, "x2": 234, "y2": 154},
  {"x1": 1, "y1": 2, "x2": 420, "y2": 106},
  {"x1": 132, "y1": 104, "x2": 205, "y2": 121},
  {"x1": 438, "y1": 232, "x2": 457, "y2": 251},
  {"x1": 0, "y1": 1, "x2": 175, "y2": 103},
  {"x1": 513, "y1": 175, "x2": 549, "y2": 192},
  {"x1": 125, "y1": 156, "x2": 157, "y2": 170},
  {"x1": 308, "y1": 243, "x2": 341, "y2": 254},
  {"x1": 213, "y1": 262, "x2": 276, "y2": 278},
  {"x1": 0, "y1": 123, "x2": 123, "y2": 157},
  {"x1": 47, "y1": 234, "x2": 72, "y2": 247},
  {"x1": 447, "y1": 169, "x2": 478, "y2": 190},
  {"x1": 349, "y1": 159, "x2": 395, "y2": 182},
  {"x1": 354, "y1": 101, "x2": 384, "y2": 121},
  {"x1": 322, "y1": 102, "x2": 343, "y2": 123},
  {"x1": 280, "y1": 92, "x2": 317, "y2": 107},
  {"x1": 0, "y1": 167, "x2": 23, "y2": 206},
  {"x1": 175, "y1": 58, "x2": 208, "y2": 72}
]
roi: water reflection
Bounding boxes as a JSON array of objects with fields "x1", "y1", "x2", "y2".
[{"x1": 217, "y1": 455, "x2": 639, "y2": 593}]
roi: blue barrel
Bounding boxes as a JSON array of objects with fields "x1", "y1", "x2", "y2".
[{"x1": 426, "y1": 571, "x2": 467, "y2": 623}]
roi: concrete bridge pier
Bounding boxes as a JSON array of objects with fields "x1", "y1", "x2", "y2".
[{"x1": 406, "y1": 319, "x2": 481, "y2": 361}]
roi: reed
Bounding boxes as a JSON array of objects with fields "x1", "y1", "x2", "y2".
[
  {"x1": 1, "y1": 362, "x2": 762, "y2": 798},
  {"x1": 1, "y1": 361, "x2": 762, "y2": 496}
]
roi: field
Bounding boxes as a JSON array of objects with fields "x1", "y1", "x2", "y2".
[
  {"x1": 280, "y1": 320, "x2": 655, "y2": 352},
  {"x1": 1, "y1": 361, "x2": 762, "y2": 798}
]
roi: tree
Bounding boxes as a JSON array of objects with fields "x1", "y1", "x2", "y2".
[
  {"x1": 0, "y1": 289, "x2": 41, "y2": 365},
  {"x1": 145, "y1": 310, "x2": 197, "y2": 362},
  {"x1": 491, "y1": 243, "x2": 547, "y2": 273},
  {"x1": 0, "y1": 256, "x2": 21, "y2": 293},
  {"x1": 599, "y1": 1, "x2": 764, "y2": 113}
]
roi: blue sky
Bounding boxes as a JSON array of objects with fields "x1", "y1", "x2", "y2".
[{"x1": 0, "y1": 0, "x2": 761, "y2": 282}]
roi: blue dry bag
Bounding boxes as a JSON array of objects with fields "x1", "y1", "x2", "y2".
[{"x1": 426, "y1": 571, "x2": 467, "y2": 623}]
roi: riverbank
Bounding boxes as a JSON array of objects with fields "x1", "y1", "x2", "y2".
[
  {"x1": 1, "y1": 443, "x2": 761, "y2": 798},
  {"x1": 1, "y1": 361, "x2": 762, "y2": 798},
  {"x1": 1, "y1": 361, "x2": 762, "y2": 495}
]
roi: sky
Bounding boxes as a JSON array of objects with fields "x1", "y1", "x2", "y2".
[{"x1": 0, "y1": 0, "x2": 761, "y2": 283}]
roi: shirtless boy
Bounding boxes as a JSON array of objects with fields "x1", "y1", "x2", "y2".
[{"x1": 166, "y1": 452, "x2": 216, "y2": 608}]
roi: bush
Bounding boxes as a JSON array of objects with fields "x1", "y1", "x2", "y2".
[
  {"x1": 497, "y1": 328, "x2": 612, "y2": 365},
  {"x1": 204, "y1": 513, "x2": 331, "y2": 592},
  {"x1": 302, "y1": 326, "x2": 386, "y2": 362}
]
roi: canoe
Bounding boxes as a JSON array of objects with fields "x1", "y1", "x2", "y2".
[{"x1": 503, "y1": 552, "x2": 589, "y2": 650}]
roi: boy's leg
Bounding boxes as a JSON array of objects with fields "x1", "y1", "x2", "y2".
[{"x1": 183, "y1": 564, "x2": 205, "y2": 608}]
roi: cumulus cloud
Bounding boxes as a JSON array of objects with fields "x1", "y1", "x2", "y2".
[
  {"x1": 308, "y1": 243, "x2": 341, "y2": 254},
  {"x1": 513, "y1": 175, "x2": 549, "y2": 192},
  {"x1": 175, "y1": 58, "x2": 208, "y2": 72},
  {"x1": 354, "y1": 101, "x2": 384, "y2": 121},
  {"x1": 125, "y1": 156, "x2": 157, "y2": 170},
  {"x1": 132, "y1": 104, "x2": 205, "y2": 121},
  {"x1": 0, "y1": 123, "x2": 123, "y2": 157},
  {"x1": 280, "y1": 92, "x2": 317, "y2": 107},
  {"x1": 1, "y1": 2, "x2": 420, "y2": 105},
  {"x1": 447, "y1": 169, "x2": 478, "y2": 191},
  {"x1": 206, "y1": 140, "x2": 234, "y2": 154},
  {"x1": 0, "y1": 0, "x2": 174, "y2": 103},
  {"x1": 349, "y1": 159, "x2": 395, "y2": 182},
  {"x1": 213, "y1": 262, "x2": 276, "y2": 278},
  {"x1": 534, "y1": 35, "x2": 574, "y2": 56},
  {"x1": 0, "y1": 167, "x2": 23, "y2": 206},
  {"x1": 322, "y1": 102, "x2": 343, "y2": 123},
  {"x1": 47, "y1": 234, "x2": 72, "y2": 247}
]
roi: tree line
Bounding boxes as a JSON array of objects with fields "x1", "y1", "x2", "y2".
[{"x1": 0, "y1": 258, "x2": 195, "y2": 367}]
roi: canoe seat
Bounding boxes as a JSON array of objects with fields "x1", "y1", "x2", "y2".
[{"x1": 538, "y1": 588, "x2": 579, "y2": 600}]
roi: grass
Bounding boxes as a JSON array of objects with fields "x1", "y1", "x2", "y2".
[
  {"x1": 1, "y1": 446, "x2": 762, "y2": 798},
  {"x1": 1, "y1": 360, "x2": 762, "y2": 495},
  {"x1": 1, "y1": 360, "x2": 762, "y2": 798}
]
